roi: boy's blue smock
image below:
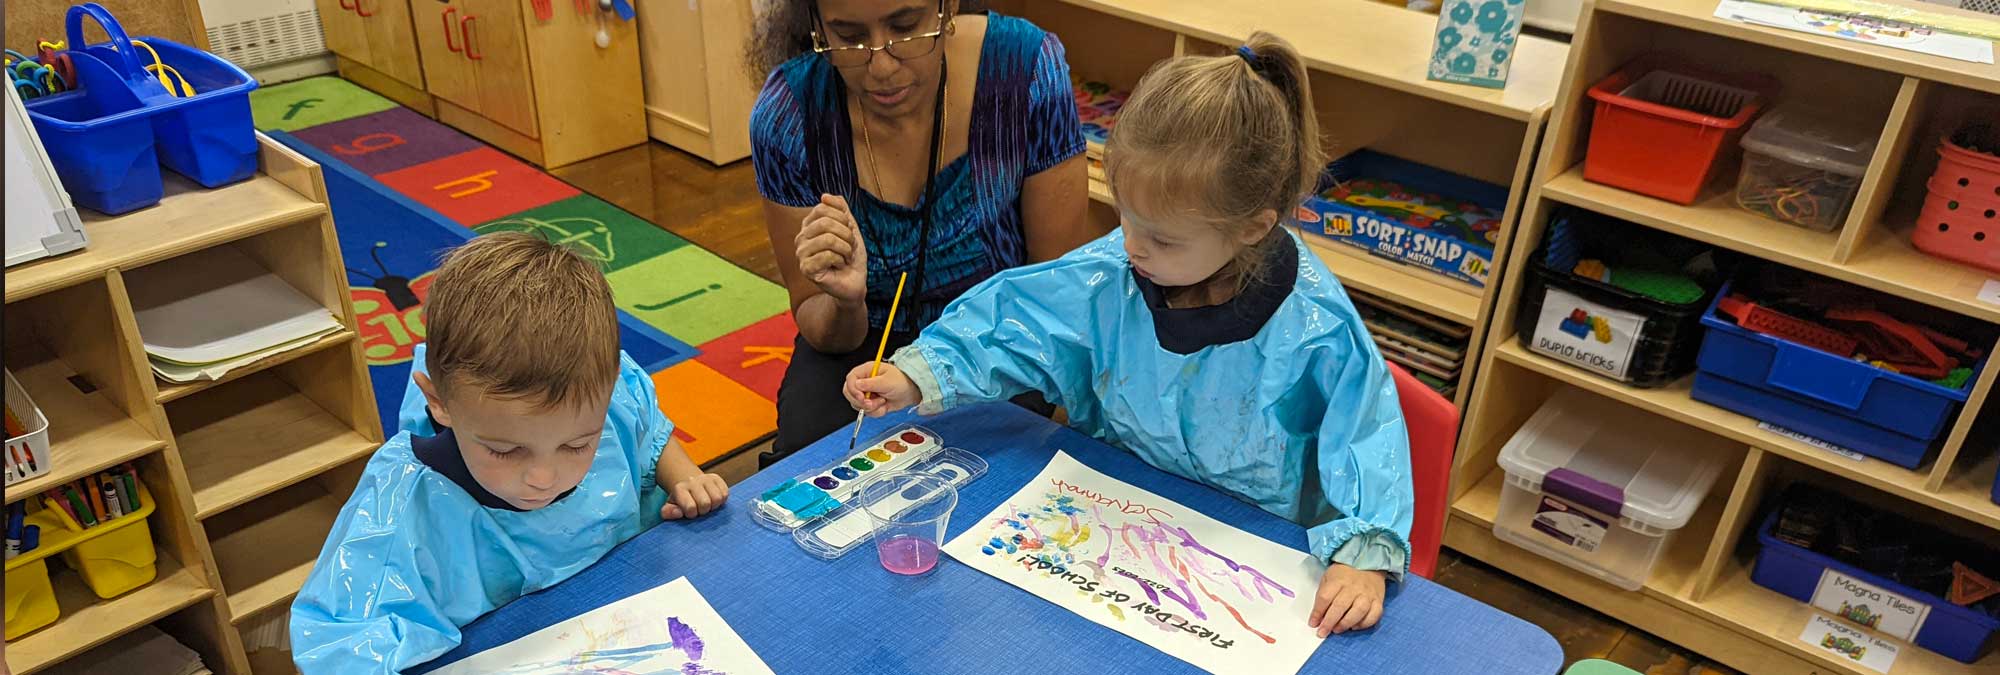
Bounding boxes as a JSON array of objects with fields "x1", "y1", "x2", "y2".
[
  {"x1": 289, "y1": 345, "x2": 672, "y2": 674},
  {"x1": 891, "y1": 229, "x2": 1413, "y2": 574}
]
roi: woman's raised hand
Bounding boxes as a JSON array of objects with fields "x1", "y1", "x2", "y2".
[{"x1": 795, "y1": 194, "x2": 869, "y2": 304}]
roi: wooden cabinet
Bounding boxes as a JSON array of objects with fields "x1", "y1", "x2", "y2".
[
  {"x1": 322, "y1": 0, "x2": 645, "y2": 168},
  {"x1": 317, "y1": 0, "x2": 425, "y2": 93},
  {"x1": 458, "y1": 0, "x2": 538, "y2": 138},
  {"x1": 410, "y1": 0, "x2": 477, "y2": 111},
  {"x1": 639, "y1": 0, "x2": 759, "y2": 164}
]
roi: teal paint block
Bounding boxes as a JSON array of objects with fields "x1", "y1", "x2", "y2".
[{"x1": 1429, "y1": 0, "x2": 1525, "y2": 89}]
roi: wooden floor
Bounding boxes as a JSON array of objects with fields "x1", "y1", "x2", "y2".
[{"x1": 555, "y1": 141, "x2": 1740, "y2": 675}]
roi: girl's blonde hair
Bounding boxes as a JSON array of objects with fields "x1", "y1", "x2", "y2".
[{"x1": 1105, "y1": 31, "x2": 1324, "y2": 284}]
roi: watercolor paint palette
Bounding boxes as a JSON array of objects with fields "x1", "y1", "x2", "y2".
[{"x1": 753, "y1": 425, "x2": 987, "y2": 560}]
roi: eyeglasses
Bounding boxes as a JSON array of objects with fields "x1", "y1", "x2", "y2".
[{"x1": 812, "y1": 12, "x2": 949, "y2": 67}]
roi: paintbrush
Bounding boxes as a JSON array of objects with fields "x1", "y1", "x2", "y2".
[{"x1": 852, "y1": 272, "x2": 909, "y2": 453}]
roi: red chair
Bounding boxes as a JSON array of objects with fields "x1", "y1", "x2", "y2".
[{"x1": 1386, "y1": 361, "x2": 1459, "y2": 580}]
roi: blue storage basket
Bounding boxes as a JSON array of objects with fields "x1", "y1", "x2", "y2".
[
  {"x1": 22, "y1": 48, "x2": 163, "y2": 214},
  {"x1": 22, "y1": 4, "x2": 257, "y2": 214},
  {"x1": 1754, "y1": 507, "x2": 1999, "y2": 663},
  {"x1": 1693, "y1": 280, "x2": 1979, "y2": 467}
]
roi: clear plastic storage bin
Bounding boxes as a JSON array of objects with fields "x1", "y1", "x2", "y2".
[
  {"x1": 1494, "y1": 388, "x2": 1732, "y2": 590},
  {"x1": 1733, "y1": 107, "x2": 1877, "y2": 232}
]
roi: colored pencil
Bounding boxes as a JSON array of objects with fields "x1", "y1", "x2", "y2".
[{"x1": 851, "y1": 272, "x2": 909, "y2": 453}]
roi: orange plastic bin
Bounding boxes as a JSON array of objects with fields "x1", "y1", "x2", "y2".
[{"x1": 1583, "y1": 65, "x2": 1771, "y2": 205}]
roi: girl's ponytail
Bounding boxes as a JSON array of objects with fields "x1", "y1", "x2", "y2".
[{"x1": 1238, "y1": 31, "x2": 1325, "y2": 207}]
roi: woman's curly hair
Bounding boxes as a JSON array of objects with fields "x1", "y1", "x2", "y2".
[{"x1": 746, "y1": 0, "x2": 983, "y2": 82}]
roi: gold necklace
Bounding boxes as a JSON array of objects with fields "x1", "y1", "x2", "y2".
[{"x1": 858, "y1": 79, "x2": 947, "y2": 201}]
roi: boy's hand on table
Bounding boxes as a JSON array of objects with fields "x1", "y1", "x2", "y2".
[
  {"x1": 844, "y1": 362, "x2": 920, "y2": 416},
  {"x1": 661, "y1": 472, "x2": 728, "y2": 520},
  {"x1": 1309, "y1": 563, "x2": 1385, "y2": 637}
]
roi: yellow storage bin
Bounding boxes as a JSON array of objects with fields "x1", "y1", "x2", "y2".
[
  {"x1": 49, "y1": 481, "x2": 159, "y2": 598},
  {"x1": 3, "y1": 556, "x2": 58, "y2": 640},
  {"x1": 1, "y1": 478, "x2": 159, "y2": 639}
]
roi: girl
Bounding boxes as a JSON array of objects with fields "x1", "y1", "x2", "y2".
[
  {"x1": 843, "y1": 32, "x2": 1413, "y2": 637},
  {"x1": 747, "y1": 0, "x2": 1100, "y2": 467}
]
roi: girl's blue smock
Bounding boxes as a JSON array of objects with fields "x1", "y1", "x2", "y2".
[
  {"x1": 289, "y1": 345, "x2": 672, "y2": 674},
  {"x1": 890, "y1": 229, "x2": 1414, "y2": 573}
]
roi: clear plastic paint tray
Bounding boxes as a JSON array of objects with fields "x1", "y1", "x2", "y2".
[{"x1": 752, "y1": 425, "x2": 987, "y2": 560}]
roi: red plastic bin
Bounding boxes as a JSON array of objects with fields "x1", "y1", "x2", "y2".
[
  {"x1": 1913, "y1": 131, "x2": 2000, "y2": 274},
  {"x1": 1583, "y1": 66, "x2": 1770, "y2": 205}
]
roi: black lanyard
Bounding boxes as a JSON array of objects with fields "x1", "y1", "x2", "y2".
[{"x1": 838, "y1": 54, "x2": 947, "y2": 334}]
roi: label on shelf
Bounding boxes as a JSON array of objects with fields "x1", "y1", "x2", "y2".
[
  {"x1": 1978, "y1": 279, "x2": 2000, "y2": 307},
  {"x1": 1529, "y1": 496, "x2": 1606, "y2": 553},
  {"x1": 1800, "y1": 613, "x2": 1899, "y2": 673},
  {"x1": 1757, "y1": 422, "x2": 1866, "y2": 462},
  {"x1": 1809, "y1": 570, "x2": 1931, "y2": 642},
  {"x1": 1531, "y1": 288, "x2": 1641, "y2": 381}
]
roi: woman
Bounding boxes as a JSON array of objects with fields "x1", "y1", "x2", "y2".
[{"x1": 748, "y1": 0, "x2": 1097, "y2": 465}]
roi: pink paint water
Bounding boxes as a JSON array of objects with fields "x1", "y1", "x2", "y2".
[{"x1": 877, "y1": 535, "x2": 940, "y2": 575}]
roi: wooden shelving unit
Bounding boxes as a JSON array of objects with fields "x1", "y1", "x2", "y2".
[
  {"x1": 3, "y1": 136, "x2": 382, "y2": 675},
  {"x1": 996, "y1": 0, "x2": 1570, "y2": 408},
  {"x1": 1446, "y1": 2, "x2": 2000, "y2": 673}
]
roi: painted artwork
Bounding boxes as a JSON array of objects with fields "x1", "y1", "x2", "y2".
[
  {"x1": 942, "y1": 452, "x2": 1325, "y2": 675},
  {"x1": 430, "y1": 578, "x2": 774, "y2": 675}
]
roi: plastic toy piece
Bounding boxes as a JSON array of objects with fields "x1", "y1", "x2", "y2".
[
  {"x1": 1933, "y1": 367, "x2": 1974, "y2": 390},
  {"x1": 1949, "y1": 562, "x2": 2000, "y2": 607},
  {"x1": 1716, "y1": 295, "x2": 1858, "y2": 356},
  {"x1": 1573, "y1": 259, "x2": 1609, "y2": 282},
  {"x1": 1608, "y1": 268, "x2": 1704, "y2": 305},
  {"x1": 1825, "y1": 308, "x2": 1955, "y2": 379}
]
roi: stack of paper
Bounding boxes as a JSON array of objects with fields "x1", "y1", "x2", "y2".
[
  {"x1": 46, "y1": 625, "x2": 211, "y2": 675},
  {"x1": 126, "y1": 245, "x2": 343, "y2": 384}
]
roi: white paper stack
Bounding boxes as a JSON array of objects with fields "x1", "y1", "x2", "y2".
[
  {"x1": 126, "y1": 245, "x2": 343, "y2": 384},
  {"x1": 46, "y1": 625, "x2": 211, "y2": 675}
]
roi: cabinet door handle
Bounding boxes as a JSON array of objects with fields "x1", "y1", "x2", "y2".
[
  {"x1": 339, "y1": 0, "x2": 357, "y2": 10},
  {"x1": 442, "y1": 7, "x2": 461, "y2": 53},
  {"x1": 355, "y1": 0, "x2": 374, "y2": 17},
  {"x1": 461, "y1": 14, "x2": 482, "y2": 60}
]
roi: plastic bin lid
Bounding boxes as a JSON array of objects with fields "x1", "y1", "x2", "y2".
[
  {"x1": 1497, "y1": 388, "x2": 1730, "y2": 530},
  {"x1": 1740, "y1": 107, "x2": 1878, "y2": 178}
]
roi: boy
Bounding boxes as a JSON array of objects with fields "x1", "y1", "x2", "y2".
[{"x1": 291, "y1": 233, "x2": 728, "y2": 674}]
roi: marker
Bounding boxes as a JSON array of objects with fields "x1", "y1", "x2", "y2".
[
  {"x1": 101, "y1": 474, "x2": 124, "y2": 519},
  {"x1": 63, "y1": 485, "x2": 96, "y2": 527},
  {"x1": 5, "y1": 504, "x2": 23, "y2": 559},
  {"x1": 851, "y1": 272, "x2": 910, "y2": 454},
  {"x1": 85, "y1": 475, "x2": 106, "y2": 522},
  {"x1": 20, "y1": 523, "x2": 38, "y2": 554},
  {"x1": 118, "y1": 470, "x2": 139, "y2": 511}
]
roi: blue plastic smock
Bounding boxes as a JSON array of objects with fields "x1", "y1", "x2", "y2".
[
  {"x1": 289, "y1": 345, "x2": 671, "y2": 674},
  {"x1": 890, "y1": 229, "x2": 1413, "y2": 573}
]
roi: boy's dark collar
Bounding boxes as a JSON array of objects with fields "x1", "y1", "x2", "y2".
[
  {"x1": 1133, "y1": 230, "x2": 1298, "y2": 355},
  {"x1": 411, "y1": 409, "x2": 576, "y2": 512}
]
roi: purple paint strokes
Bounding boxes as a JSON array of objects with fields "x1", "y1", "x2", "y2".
[
  {"x1": 1114, "y1": 567, "x2": 1163, "y2": 605},
  {"x1": 667, "y1": 617, "x2": 705, "y2": 662}
]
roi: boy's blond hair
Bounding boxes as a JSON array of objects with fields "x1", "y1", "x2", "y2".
[{"x1": 423, "y1": 231, "x2": 620, "y2": 409}]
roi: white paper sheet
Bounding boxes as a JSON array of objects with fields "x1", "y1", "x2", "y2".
[
  {"x1": 1715, "y1": 1, "x2": 1995, "y2": 64},
  {"x1": 942, "y1": 451, "x2": 1324, "y2": 675},
  {"x1": 430, "y1": 577, "x2": 775, "y2": 675}
]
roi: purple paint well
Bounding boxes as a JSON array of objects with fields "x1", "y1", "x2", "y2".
[{"x1": 812, "y1": 476, "x2": 840, "y2": 490}]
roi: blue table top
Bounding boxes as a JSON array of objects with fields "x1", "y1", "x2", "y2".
[{"x1": 420, "y1": 403, "x2": 1561, "y2": 674}]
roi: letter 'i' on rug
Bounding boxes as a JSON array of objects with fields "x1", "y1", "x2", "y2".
[{"x1": 250, "y1": 77, "x2": 795, "y2": 465}]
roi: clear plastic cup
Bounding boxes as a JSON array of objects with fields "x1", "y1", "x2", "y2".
[{"x1": 858, "y1": 471, "x2": 957, "y2": 576}]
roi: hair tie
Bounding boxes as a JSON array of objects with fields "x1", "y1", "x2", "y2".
[{"x1": 1236, "y1": 45, "x2": 1269, "y2": 81}]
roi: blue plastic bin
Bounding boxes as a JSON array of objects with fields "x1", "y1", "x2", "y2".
[
  {"x1": 1692, "y1": 281, "x2": 1978, "y2": 468},
  {"x1": 1753, "y1": 508, "x2": 1999, "y2": 663},
  {"x1": 23, "y1": 49, "x2": 164, "y2": 215},
  {"x1": 22, "y1": 4, "x2": 257, "y2": 214}
]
